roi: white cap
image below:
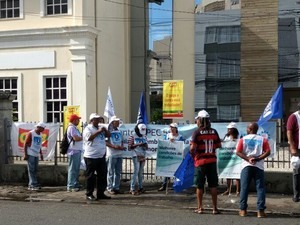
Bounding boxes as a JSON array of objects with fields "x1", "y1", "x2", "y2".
[
  {"x1": 89, "y1": 113, "x2": 101, "y2": 121},
  {"x1": 195, "y1": 110, "x2": 210, "y2": 119},
  {"x1": 35, "y1": 122, "x2": 46, "y2": 129},
  {"x1": 109, "y1": 115, "x2": 120, "y2": 123},
  {"x1": 291, "y1": 156, "x2": 300, "y2": 169},
  {"x1": 170, "y1": 123, "x2": 178, "y2": 128},
  {"x1": 138, "y1": 123, "x2": 147, "y2": 135},
  {"x1": 227, "y1": 122, "x2": 237, "y2": 129}
]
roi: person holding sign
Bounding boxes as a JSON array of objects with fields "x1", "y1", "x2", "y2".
[
  {"x1": 106, "y1": 116, "x2": 126, "y2": 195},
  {"x1": 221, "y1": 122, "x2": 240, "y2": 196},
  {"x1": 128, "y1": 123, "x2": 148, "y2": 195},
  {"x1": 158, "y1": 123, "x2": 184, "y2": 191},
  {"x1": 190, "y1": 110, "x2": 222, "y2": 215}
]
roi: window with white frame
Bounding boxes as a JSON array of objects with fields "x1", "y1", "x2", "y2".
[
  {"x1": 44, "y1": 0, "x2": 72, "y2": 16},
  {"x1": 0, "y1": 0, "x2": 22, "y2": 19},
  {"x1": 205, "y1": 26, "x2": 240, "y2": 44},
  {"x1": 45, "y1": 77, "x2": 67, "y2": 123},
  {"x1": 0, "y1": 78, "x2": 19, "y2": 121}
]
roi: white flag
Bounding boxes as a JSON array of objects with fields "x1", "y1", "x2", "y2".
[{"x1": 104, "y1": 87, "x2": 115, "y2": 120}]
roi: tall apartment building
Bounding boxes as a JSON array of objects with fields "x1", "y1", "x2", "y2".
[
  {"x1": 0, "y1": 0, "x2": 161, "y2": 123},
  {"x1": 192, "y1": 0, "x2": 299, "y2": 122}
]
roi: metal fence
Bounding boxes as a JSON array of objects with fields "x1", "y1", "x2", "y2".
[{"x1": 7, "y1": 123, "x2": 293, "y2": 181}]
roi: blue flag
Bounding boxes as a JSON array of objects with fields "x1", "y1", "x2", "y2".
[
  {"x1": 257, "y1": 84, "x2": 283, "y2": 126},
  {"x1": 137, "y1": 91, "x2": 148, "y2": 124},
  {"x1": 173, "y1": 153, "x2": 195, "y2": 193}
]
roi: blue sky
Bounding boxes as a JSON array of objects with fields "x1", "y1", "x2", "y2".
[{"x1": 149, "y1": 0, "x2": 202, "y2": 49}]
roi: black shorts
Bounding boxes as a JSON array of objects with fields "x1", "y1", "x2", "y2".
[{"x1": 194, "y1": 162, "x2": 218, "y2": 189}]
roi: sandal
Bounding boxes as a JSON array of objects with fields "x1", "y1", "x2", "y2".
[
  {"x1": 221, "y1": 190, "x2": 230, "y2": 196},
  {"x1": 194, "y1": 208, "x2": 204, "y2": 214},
  {"x1": 212, "y1": 209, "x2": 221, "y2": 215}
]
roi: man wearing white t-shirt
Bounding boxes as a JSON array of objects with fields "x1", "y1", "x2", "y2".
[
  {"x1": 83, "y1": 113, "x2": 111, "y2": 201},
  {"x1": 236, "y1": 122, "x2": 270, "y2": 218}
]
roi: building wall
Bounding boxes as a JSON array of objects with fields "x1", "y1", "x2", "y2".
[
  {"x1": 240, "y1": 0, "x2": 278, "y2": 121},
  {"x1": 0, "y1": 0, "x2": 147, "y2": 124},
  {"x1": 173, "y1": 0, "x2": 195, "y2": 123}
]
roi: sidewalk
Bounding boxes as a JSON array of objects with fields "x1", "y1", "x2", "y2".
[{"x1": 0, "y1": 183, "x2": 299, "y2": 217}]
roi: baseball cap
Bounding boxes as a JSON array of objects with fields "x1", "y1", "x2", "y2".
[
  {"x1": 69, "y1": 114, "x2": 81, "y2": 122},
  {"x1": 35, "y1": 122, "x2": 46, "y2": 129},
  {"x1": 138, "y1": 123, "x2": 147, "y2": 135},
  {"x1": 227, "y1": 122, "x2": 237, "y2": 129},
  {"x1": 109, "y1": 115, "x2": 120, "y2": 123},
  {"x1": 89, "y1": 113, "x2": 101, "y2": 121},
  {"x1": 170, "y1": 123, "x2": 178, "y2": 128},
  {"x1": 195, "y1": 110, "x2": 210, "y2": 119}
]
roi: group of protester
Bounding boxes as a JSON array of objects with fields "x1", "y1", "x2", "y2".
[{"x1": 22, "y1": 104, "x2": 300, "y2": 218}]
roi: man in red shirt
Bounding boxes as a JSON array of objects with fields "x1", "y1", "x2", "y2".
[
  {"x1": 287, "y1": 103, "x2": 300, "y2": 203},
  {"x1": 190, "y1": 110, "x2": 221, "y2": 215}
]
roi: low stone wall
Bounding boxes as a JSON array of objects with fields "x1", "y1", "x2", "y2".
[{"x1": 1, "y1": 164, "x2": 294, "y2": 194}]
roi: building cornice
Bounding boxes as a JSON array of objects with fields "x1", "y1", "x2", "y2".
[{"x1": 0, "y1": 25, "x2": 100, "y2": 50}]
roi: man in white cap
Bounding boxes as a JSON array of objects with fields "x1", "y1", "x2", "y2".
[
  {"x1": 83, "y1": 113, "x2": 111, "y2": 201},
  {"x1": 106, "y1": 116, "x2": 126, "y2": 195},
  {"x1": 24, "y1": 122, "x2": 46, "y2": 191},
  {"x1": 190, "y1": 110, "x2": 221, "y2": 214}
]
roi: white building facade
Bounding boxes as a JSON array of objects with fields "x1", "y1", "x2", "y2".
[{"x1": 0, "y1": 0, "x2": 154, "y2": 123}]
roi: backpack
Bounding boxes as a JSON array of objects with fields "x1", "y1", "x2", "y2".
[{"x1": 59, "y1": 127, "x2": 73, "y2": 155}]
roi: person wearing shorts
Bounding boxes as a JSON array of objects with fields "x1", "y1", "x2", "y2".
[{"x1": 190, "y1": 110, "x2": 221, "y2": 215}]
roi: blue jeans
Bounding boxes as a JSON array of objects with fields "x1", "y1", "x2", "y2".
[
  {"x1": 27, "y1": 155, "x2": 39, "y2": 187},
  {"x1": 67, "y1": 152, "x2": 81, "y2": 190},
  {"x1": 240, "y1": 166, "x2": 266, "y2": 211},
  {"x1": 107, "y1": 156, "x2": 123, "y2": 191},
  {"x1": 130, "y1": 156, "x2": 145, "y2": 191}
]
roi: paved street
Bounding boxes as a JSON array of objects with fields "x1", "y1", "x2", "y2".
[
  {"x1": 0, "y1": 200, "x2": 299, "y2": 225},
  {"x1": 0, "y1": 183, "x2": 299, "y2": 221}
]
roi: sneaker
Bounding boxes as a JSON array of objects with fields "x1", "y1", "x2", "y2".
[
  {"x1": 107, "y1": 190, "x2": 116, "y2": 195},
  {"x1": 292, "y1": 197, "x2": 299, "y2": 202},
  {"x1": 86, "y1": 195, "x2": 96, "y2": 201},
  {"x1": 28, "y1": 187, "x2": 39, "y2": 191},
  {"x1": 257, "y1": 210, "x2": 266, "y2": 218},
  {"x1": 239, "y1": 210, "x2": 247, "y2": 217},
  {"x1": 67, "y1": 187, "x2": 80, "y2": 192}
]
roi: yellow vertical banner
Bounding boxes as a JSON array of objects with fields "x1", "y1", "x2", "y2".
[
  {"x1": 63, "y1": 106, "x2": 81, "y2": 132},
  {"x1": 163, "y1": 80, "x2": 184, "y2": 119}
]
